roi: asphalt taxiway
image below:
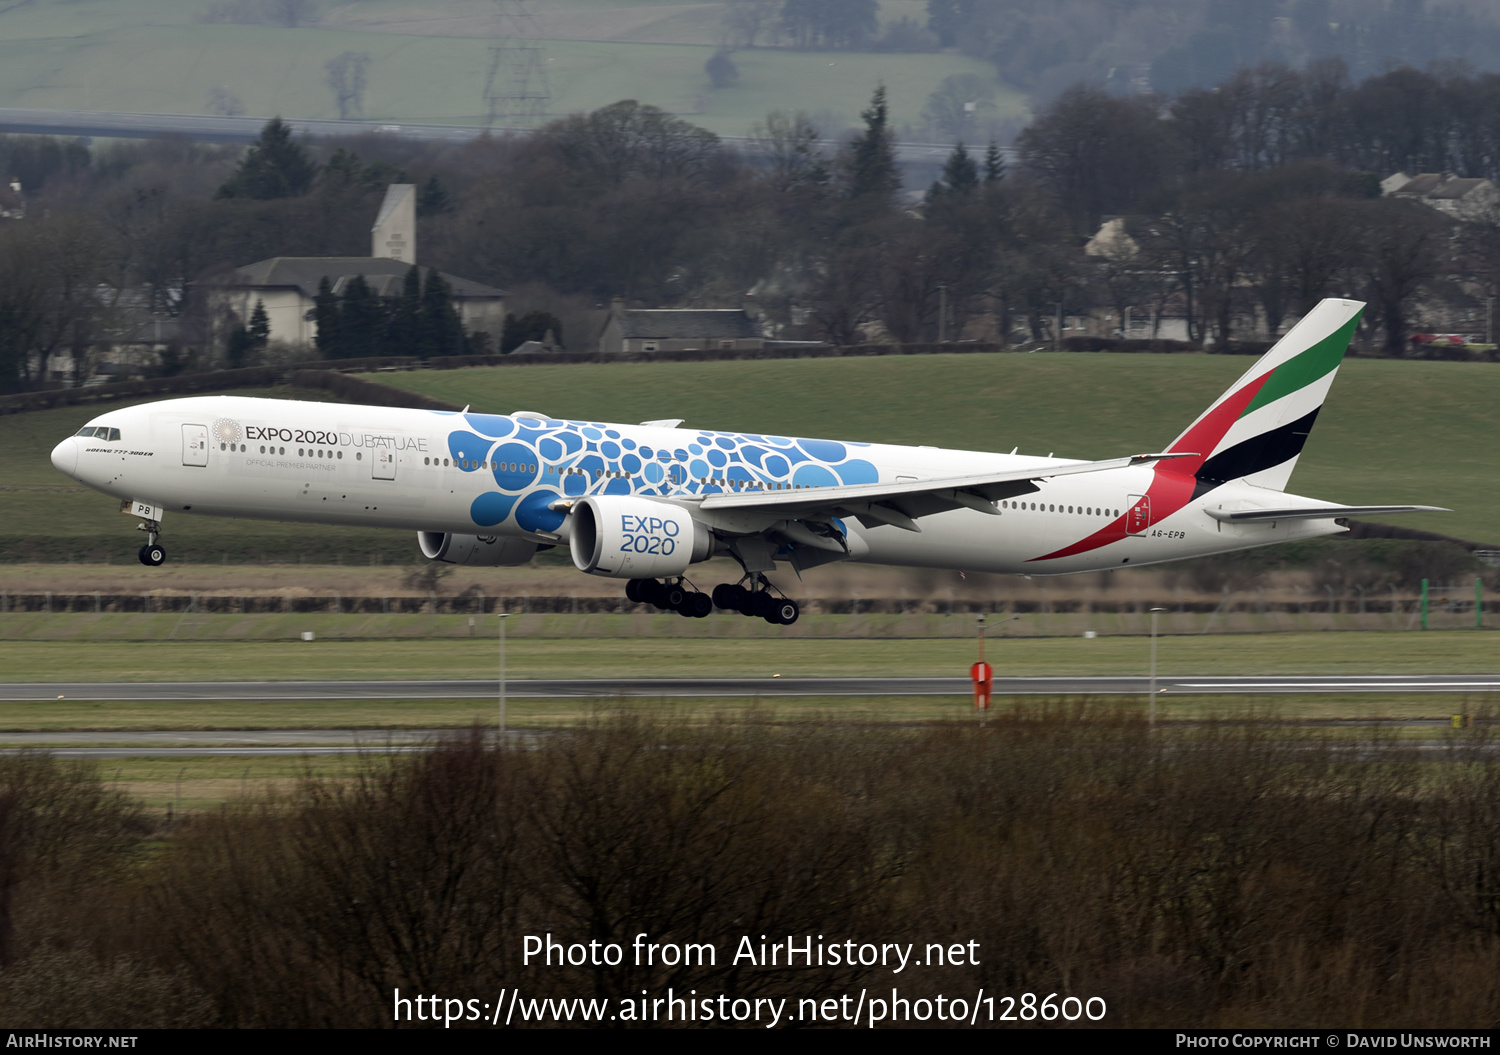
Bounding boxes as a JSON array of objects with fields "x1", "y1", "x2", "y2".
[{"x1": 5, "y1": 675, "x2": 1500, "y2": 701}]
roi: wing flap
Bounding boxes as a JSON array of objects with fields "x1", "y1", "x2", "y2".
[{"x1": 1207, "y1": 504, "x2": 1450, "y2": 522}]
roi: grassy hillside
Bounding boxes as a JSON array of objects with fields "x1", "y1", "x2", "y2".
[
  {"x1": 0, "y1": 0, "x2": 1017, "y2": 138},
  {"x1": 377, "y1": 352, "x2": 1496, "y2": 544}
]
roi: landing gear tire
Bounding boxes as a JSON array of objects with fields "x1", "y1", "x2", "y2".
[
  {"x1": 711, "y1": 583, "x2": 742, "y2": 610},
  {"x1": 765, "y1": 598, "x2": 799, "y2": 625},
  {"x1": 677, "y1": 591, "x2": 712, "y2": 619},
  {"x1": 662, "y1": 583, "x2": 687, "y2": 610},
  {"x1": 625, "y1": 578, "x2": 647, "y2": 604},
  {"x1": 138, "y1": 544, "x2": 165, "y2": 567}
]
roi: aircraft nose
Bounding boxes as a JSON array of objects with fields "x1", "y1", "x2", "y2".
[{"x1": 50, "y1": 437, "x2": 78, "y2": 477}]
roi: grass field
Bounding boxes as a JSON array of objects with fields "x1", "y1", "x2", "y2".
[
  {"x1": 0, "y1": 0, "x2": 1018, "y2": 137},
  {"x1": 91, "y1": 755, "x2": 360, "y2": 813},
  {"x1": 1, "y1": 629, "x2": 1494, "y2": 681},
  {"x1": 379, "y1": 353, "x2": 1498, "y2": 543}
]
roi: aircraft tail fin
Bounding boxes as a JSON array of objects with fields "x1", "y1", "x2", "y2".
[{"x1": 1165, "y1": 298, "x2": 1364, "y2": 494}]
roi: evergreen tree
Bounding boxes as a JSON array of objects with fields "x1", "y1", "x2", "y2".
[
  {"x1": 983, "y1": 140, "x2": 1005, "y2": 183},
  {"x1": 417, "y1": 176, "x2": 453, "y2": 216},
  {"x1": 928, "y1": 141, "x2": 978, "y2": 202},
  {"x1": 340, "y1": 275, "x2": 383, "y2": 358},
  {"x1": 841, "y1": 85, "x2": 900, "y2": 207},
  {"x1": 216, "y1": 117, "x2": 318, "y2": 200},
  {"x1": 313, "y1": 276, "x2": 341, "y2": 359},
  {"x1": 418, "y1": 270, "x2": 465, "y2": 359},
  {"x1": 386, "y1": 265, "x2": 421, "y2": 353},
  {"x1": 225, "y1": 323, "x2": 254, "y2": 369},
  {"x1": 247, "y1": 299, "x2": 270, "y2": 347}
]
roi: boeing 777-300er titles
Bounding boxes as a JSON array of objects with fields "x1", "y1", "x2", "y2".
[{"x1": 51, "y1": 298, "x2": 1443, "y2": 626}]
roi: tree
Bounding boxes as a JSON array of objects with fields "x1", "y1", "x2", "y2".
[
  {"x1": 501, "y1": 310, "x2": 563, "y2": 353},
  {"x1": 417, "y1": 176, "x2": 453, "y2": 217},
  {"x1": 780, "y1": 0, "x2": 878, "y2": 49},
  {"x1": 921, "y1": 74, "x2": 997, "y2": 140},
  {"x1": 543, "y1": 101, "x2": 723, "y2": 189},
  {"x1": 927, "y1": 142, "x2": 977, "y2": 203},
  {"x1": 418, "y1": 271, "x2": 465, "y2": 359},
  {"x1": 325, "y1": 51, "x2": 372, "y2": 121},
  {"x1": 705, "y1": 49, "x2": 738, "y2": 89},
  {"x1": 839, "y1": 86, "x2": 900, "y2": 209},
  {"x1": 1016, "y1": 85, "x2": 1173, "y2": 235},
  {"x1": 724, "y1": 0, "x2": 780, "y2": 47},
  {"x1": 313, "y1": 276, "x2": 340, "y2": 358},
  {"x1": 1355, "y1": 198, "x2": 1450, "y2": 356},
  {"x1": 206, "y1": 87, "x2": 245, "y2": 117},
  {"x1": 751, "y1": 111, "x2": 830, "y2": 194},
  {"x1": 216, "y1": 118, "x2": 318, "y2": 200},
  {"x1": 386, "y1": 266, "x2": 421, "y2": 353},
  {"x1": 926, "y1": 0, "x2": 977, "y2": 48},
  {"x1": 983, "y1": 141, "x2": 1005, "y2": 184},
  {"x1": 339, "y1": 275, "x2": 383, "y2": 357},
  {"x1": 805, "y1": 244, "x2": 882, "y2": 345}
]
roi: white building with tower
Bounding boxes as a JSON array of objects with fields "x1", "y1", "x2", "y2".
[{"x1": 213, "y1": 184, "x2": 505, "y2": 352}]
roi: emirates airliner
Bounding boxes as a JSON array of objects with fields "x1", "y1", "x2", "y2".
[{"x1": 50, "y1": 299, "x2": 1441, "y2": 625}]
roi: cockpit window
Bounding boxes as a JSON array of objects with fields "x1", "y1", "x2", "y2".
[
  {"x1": 108, "y1": 428, "x2": 121, "y2": 441},
  {"x1": 75, "y1": 426, "x2": 121, "y2": 441},
  {"x1": 75, "y1": 427, "x2": 98, "y2": 437}
]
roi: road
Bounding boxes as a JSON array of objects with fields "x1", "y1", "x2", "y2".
[
  {"x1": 5, "y1": 675, "x2": 1500, "y2": 701},
  {"x1": 0, "y1": 107, "x2": 962, "y2": 164}
]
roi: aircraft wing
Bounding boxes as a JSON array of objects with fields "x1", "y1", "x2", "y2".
[
  {"x1": 1206, "y1": 504, "x2": 1449, "y2": 522},
  {"x1": 694, "y1": 451, "x2": 1197, "y2": 532}
]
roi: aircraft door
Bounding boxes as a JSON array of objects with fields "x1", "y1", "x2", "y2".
[
  {"x1": 373, "y1": 448, "x2": 397, "y2": 480},
  {"x1": 1126, "y1": 494, "x2": 1150, "y2": 535},
  {"x1": 182, "y1": 424, "x2": 209, "y2": 467}
]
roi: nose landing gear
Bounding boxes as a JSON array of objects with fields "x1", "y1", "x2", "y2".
[{"x1": 135, "y1": 518, "x2": 166, "y2": 566}]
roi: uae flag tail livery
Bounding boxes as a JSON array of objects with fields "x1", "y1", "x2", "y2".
[{"x1": 49, "y1": 298, "x2": 1445, "y2": 626}]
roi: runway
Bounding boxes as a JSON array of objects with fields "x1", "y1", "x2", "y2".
[{"x1": 5, "y1": 674, "x2": 1500, "y2": 701}]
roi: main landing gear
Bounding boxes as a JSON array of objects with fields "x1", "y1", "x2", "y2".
[
  {"x1": 624, "y1": 576, "x2": 799, "y2": 624},
  {"x1": 136, "y1": 519, "x2": 165, "y2": 566},
  {"x1": 625, "y1": 577, "x2": 713, "y2": 618}
]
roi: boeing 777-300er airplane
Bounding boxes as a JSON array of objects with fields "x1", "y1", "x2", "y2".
[{"x1": 50, "y1": 298, "x2": 1443, "y2": 625}]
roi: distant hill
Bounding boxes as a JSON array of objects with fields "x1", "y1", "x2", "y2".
[{"x1": 0, "y1": 0, "x2": 1020, "y2": 140}]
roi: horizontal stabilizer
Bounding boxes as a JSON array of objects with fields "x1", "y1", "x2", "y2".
[{"x1": 1206, "y1": 504, "x2": 1449, "y2": 522}]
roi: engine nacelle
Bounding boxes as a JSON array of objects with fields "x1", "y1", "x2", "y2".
[
  {"x1": 418, "y1": 531, "x2": 538, "y2": 566},
  {"x1": 568, "y1": 496, "x2": 712, "y2": 578}
]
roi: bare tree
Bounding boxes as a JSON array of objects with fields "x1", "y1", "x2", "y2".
[
  {"x1": 206, "y1": 87, "x2": 245, "y2": 118},
  {"x1": 325, "y1": 51, "x2": 372, "y2": 121},
  {"x1": 723, "y1": 0, "x2": 779, "y2": 47}
]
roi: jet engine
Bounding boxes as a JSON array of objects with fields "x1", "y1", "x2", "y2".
[
  {"x1": 418, "y1": 532, "x2": 539, "y2": 566},
  {"x1": 567, "y1": 496, "x2": 712, "y2": 578}
]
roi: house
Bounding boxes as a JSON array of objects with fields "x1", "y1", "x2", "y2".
[
  {"x1": 1384, "y1": 172, "x2": 1499, "y2": 220},
  {"x1": 0, "y1": 178, "x2": 23, "y2": 220},
  {"x1": 210, "y1": 184, "x2": 505, "y2": 351},
  {"x1": 217, "y1": 257, "x2": 505, "y2": 348},
  {"x1": 597, "y1": 299, "x2": 767, "y2": 356}
]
